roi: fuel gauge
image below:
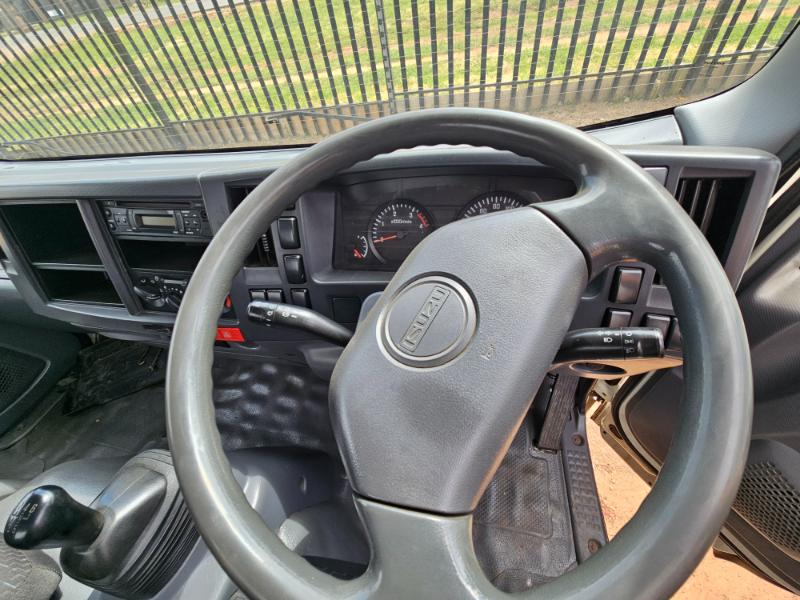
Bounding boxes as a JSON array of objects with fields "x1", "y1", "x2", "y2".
[{"x1": 353, "y1": 234, "x2": 369, "y2": 260}]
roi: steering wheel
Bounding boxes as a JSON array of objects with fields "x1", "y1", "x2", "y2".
[{"x1": 166, "y1": 109, "x2": 752, "y2": 599}]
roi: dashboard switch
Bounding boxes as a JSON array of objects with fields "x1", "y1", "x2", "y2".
[
  {"x1": 611, "y1": 267, "x2": 643, "y2": 304},
  {"x1": 603, "y1": 309, "x2": 632, "y2": 328},
  {"x1": 277, "y1": 217, "x2": 300, "y2": 249},
  {"x1": 266, "y1": 289, "x2": 284, "y2": 303},
  {"x1": 643, "y1": 314, "x2": 671, "y2": 340},
  {"x1": 216, "y1": 327, "x2": 245, "y2": 342},
  {"x1": 284, "y1": 255, "x2": 306, "y2": 284},
  {"x1": 290, "y1": 289, "x2": 310, "y2": 308},
  {"x1": 667, "y1": 318, "x2": 682, "y2": 351},
  {"x1": 249, "y1": 289, "x2": 266, "y2": 301}
]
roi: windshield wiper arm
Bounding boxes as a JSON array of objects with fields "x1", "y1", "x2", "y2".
[
  {"x1": 265, "y1": 109, "x2": 371, "y2": 124},
  {"x1": 0, "y1": 139, "x2": 75, "y2": 158}
]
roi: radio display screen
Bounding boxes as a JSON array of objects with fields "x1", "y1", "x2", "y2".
[{"x1": 139, "y1": 214, "x2": 176, "y2": 228}]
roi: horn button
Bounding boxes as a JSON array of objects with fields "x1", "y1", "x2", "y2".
[
  {"x1": 379, "y1": 276, "x2": 477, "y2": 368},
  {"x1": 330, "y1": 208, "x2": 588, "y2": 513}
]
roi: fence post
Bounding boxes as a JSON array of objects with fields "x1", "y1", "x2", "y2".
[
  {"x1": 79, "y1": 0, "x2": 184, "y2": 148},
  {"x1": 682, "y1": 0, "x2": 734, "y2": 94},
  {"x1": 374, "y1": 0, "x2": 398, "y2": 115}
]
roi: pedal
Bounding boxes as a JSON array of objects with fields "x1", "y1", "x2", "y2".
[
  {"x1": 472, "y1": 378, "x2": 608, "y2": 592},
  {"x1": 473, "y1": 420, "x2": 577, "y2": 592},
  {"x1": 561, "y1": 412, "x2": 608, "y2": 562}
]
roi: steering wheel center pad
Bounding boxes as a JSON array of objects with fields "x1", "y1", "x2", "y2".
[{"x1": 331, "y1": 207, "x2": 586, "y2": 513}]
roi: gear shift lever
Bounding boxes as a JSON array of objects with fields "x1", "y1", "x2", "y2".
[
  {"x1": 1, "y1": 451, "x2": 197, "y2": 599},
  {"x1": 4, "y1": 485, "x2": 104, "y2": 550}
]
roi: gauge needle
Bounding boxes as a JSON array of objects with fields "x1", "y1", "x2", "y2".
[
  {"x1": 353, "y1": 248, "x2": 364, "y2": 258},
  {"x1": 373, "y1": 234, "x2": 398, "y2": 244}
]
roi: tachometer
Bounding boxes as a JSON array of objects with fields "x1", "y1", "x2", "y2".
[
  {"x1": 457, "y1": 192, "x2": 525, "y2": 219},
  {"x1": 368, "y1": 200, "x2": 433, "y2": 264}
]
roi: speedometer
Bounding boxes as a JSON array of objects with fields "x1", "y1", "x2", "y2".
[
  {"x1": 457, "y1": 192, "x2": 525, "y2": 219},
  {"x1": 368, "y1": 200, "x2": 433, "y2": 264}
]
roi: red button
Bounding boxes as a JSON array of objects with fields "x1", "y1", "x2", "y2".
[{"x1": 216, "y1": 327, "x2": 244, "y2": 342}]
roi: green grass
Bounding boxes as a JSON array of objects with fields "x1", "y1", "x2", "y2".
[{"x1": 0, "y1": 0, "x2": 795, "y2": 143}]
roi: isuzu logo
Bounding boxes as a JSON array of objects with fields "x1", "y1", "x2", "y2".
[
  {"x1": 399, "y1": 285, "x2": 451, "y2": 353},
  {"x1": 380, "y1": 276, "x2": 477, "y2": 368}
]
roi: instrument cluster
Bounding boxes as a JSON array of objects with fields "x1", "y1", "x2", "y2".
[{"x1": 333, "y1": 174, "x2": 575, "y2": 271}]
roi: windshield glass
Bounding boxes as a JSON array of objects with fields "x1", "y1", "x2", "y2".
[{"x1": 0, "y1": 0, "x2": 796, "y2": 159}]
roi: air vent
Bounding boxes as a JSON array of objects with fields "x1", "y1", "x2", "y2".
[
  {"x1": 227, "y1": 183, "x2": 277, "y2": 267},
  {"x1": 653, "y1": 176, "x2": 750, "y2": 286},
  {"x1": 674, "y1": 177, "x2": 750, "y2": 261}
]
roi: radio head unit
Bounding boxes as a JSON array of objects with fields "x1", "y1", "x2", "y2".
[{"x1": 101, "y1": 200, "x2": 212, "y2": 239}]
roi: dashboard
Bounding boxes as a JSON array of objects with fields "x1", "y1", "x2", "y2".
[{"x1": 0, "y1": 131, "x2": 781, "y2": 377}]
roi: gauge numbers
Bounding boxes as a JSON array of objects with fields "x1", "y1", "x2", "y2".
[
  {"x1": 457, "y1": 192, "x2": 525, "y2": 219},
  {"x1": 368, "y1": 200, "x2": 434, "y2": 264}
]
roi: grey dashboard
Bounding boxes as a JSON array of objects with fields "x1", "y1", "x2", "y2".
[{"x1": 0, "y1": 127, "x2": 781, "y2": 374}]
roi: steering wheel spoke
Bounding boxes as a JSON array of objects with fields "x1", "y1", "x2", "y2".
[{"x1": 356, "y1": 498, "x2": 500, "y2": 599}]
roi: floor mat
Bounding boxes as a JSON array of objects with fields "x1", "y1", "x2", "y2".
[
  {"x1": 473, "y1": 422, "x2": 577, "y2": 592},
  {"x1": 212, "y1": 356, "x2": 336, "y2": 455},
  {"x1": 0, "y1": 386, "x2": 166, "y2": 483},
  {"x1": 0, "y1": 350, "x2": 334, "y2": 490},
  {"x1": 65, "y1": 340, "x2": 166, "y2": 414}
]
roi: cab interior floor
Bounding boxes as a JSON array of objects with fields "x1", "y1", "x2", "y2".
[
  {"x1": 0, "y1": 350, "x2": 338, "y2": 500},
  {"x1": 0, "y1": 386, "x2": 167, "y2": 494}
]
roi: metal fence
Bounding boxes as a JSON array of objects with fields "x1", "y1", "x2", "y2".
[{"x1": 0, "y1": 0, "x2": 797, "y2": 158}]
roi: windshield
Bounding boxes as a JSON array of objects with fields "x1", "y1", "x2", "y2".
[{"x1": 0, "y1": 0, "x2": 796, "y2": 160}]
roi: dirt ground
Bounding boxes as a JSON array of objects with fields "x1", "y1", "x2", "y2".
[{"x1": 587, "y1": 420, "x2": 796, "y2": 599}]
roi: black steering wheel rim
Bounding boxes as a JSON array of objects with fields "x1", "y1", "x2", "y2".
[{"x1": 167, "y1": 108, "x2": 752, "y2": 599}]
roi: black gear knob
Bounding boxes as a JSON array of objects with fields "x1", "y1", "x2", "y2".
[{"x1": 4, "y1": 485, "x2": 104, "y2": 550}]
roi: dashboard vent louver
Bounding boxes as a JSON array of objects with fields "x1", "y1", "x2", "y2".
[
  {"x1": 654, "y1": 176, "x2": 750, "y2": 285},
  {"x1": 227, "y1": 183, "x2": 277, "y2": 267},
  {"x1": 675, "y1": 176, "x2": 750, "y2": 261},
  {"x1": 675, "y1": 178, "x2": 719, "y2": 235}
]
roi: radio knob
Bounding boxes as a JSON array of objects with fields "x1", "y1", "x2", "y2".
[{"x1": 165, "y1": 293, "x2": 182, "y2": 310}]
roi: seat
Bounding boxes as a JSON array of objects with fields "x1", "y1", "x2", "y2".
[{"x1": 0, "y1": 542, "x2": 61, "y2": 600}]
